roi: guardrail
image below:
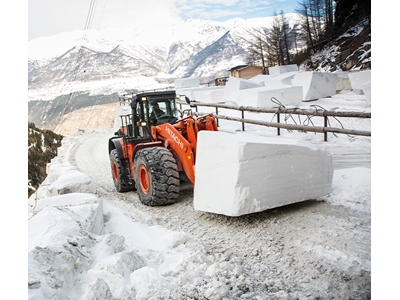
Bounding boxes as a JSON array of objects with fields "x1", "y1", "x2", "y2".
[{"x1": 177, "y1": 99, "x2": 371, "y2": 142}]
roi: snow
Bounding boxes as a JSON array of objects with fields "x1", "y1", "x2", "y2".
[{"x1": 27, "y1": 89, "x2": 376, "y2": 299}]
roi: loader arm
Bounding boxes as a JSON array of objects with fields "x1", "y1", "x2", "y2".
[{"x1": 155, "y1": 123, "x2": 196, "y2": 184}]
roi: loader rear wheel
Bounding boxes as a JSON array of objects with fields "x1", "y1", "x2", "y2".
[
  {"x1": 110, "y1": 149, "x2": 135, "y2": 192},
  {"x1": 134, "y1": 147, "x2": 180, "y2": 206}
]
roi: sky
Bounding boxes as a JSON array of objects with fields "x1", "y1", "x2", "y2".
[{"x1": 28, "y1": 0, "x2": 300, "y2": 41}]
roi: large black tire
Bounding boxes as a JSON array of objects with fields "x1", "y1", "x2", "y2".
[
  {"x1": 134, "y1": 147, "x2": 180, "y2": 206},
  {"x1": 110, "y1": 149, "x2": 136, "y2": 192}
]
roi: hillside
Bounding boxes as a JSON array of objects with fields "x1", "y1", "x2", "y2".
[
  {"x1": 300, "y1": 18, "x2": 371, "y2": 72},
  {"x1": 28, "y1": 123, "x2": 63, "y2": 197},
  {"x1": 28, "y1": 14, "x2": 370, "y2": 135}
]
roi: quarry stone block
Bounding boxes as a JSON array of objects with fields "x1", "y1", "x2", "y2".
[
  {"x1": 362, "y1": 80, "x2": 371, "y2": 106},
  {"x1": 335, "y1": 71, "x2": 352, "y2": 90},
  {"x1": 177, "y1": 86, "x2": 224, "y2": 102},
  {"x1": 292, "y1": 71, "x2": 338, "y2": 101},
  {"x1": 193, "y1": 87, "x2": 225, "y2": 103},
  {"x1": 263, "y1": 71, "x2": 299, "y2": 86},
  {"x1": 193, "y1": 131, "x2": 333, "y2": 216},
  {"x1": 348, "y1": 70, "x2": 371, "y2": 90},
  {"x1": 236, "y1": 85, "x2": 303, "y2": 108},
  {"x1": 223, "y1": 77, "x2": 263, "y2": 102},
  {"x1": 268, "y1": 64, "x2": 298, "y2": 76},
  {"x1": 175, "y1": 78, "x2": 200, "y2": 89}
]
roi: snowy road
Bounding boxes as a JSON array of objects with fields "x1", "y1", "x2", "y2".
[{"x1": 68, "y1": 127, "x2": 371, "y2": 299}]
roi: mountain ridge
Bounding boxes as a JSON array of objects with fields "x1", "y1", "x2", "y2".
[{"x1": 28, "y1": 14, "x2": 303, "y2": 103}]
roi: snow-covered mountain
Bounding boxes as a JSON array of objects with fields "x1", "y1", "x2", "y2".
[{"x1": 28, "y1": 14, "x2": 302, "y2": 101}]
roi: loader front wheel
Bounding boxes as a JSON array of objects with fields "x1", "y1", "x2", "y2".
[
  {"x1": 110, "y1": 149, "x2": 135, "y2": 192},
  {"x1": 134, "y1": 147, "x2": 180, "y2": 206}
]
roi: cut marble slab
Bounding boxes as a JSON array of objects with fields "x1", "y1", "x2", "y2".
[
  {"x1": 292, "y1": 71, "x2": 338, "y2": 101},
  {"x1": 348, "y1": 70, "x2": 371, "y2": 90},
  {"x1": 175, "y1": 78, "x2": 200, "y2": 88},
  {"x1": 235, "y1": 84, "x2": 303, "y2": 108},
  {"x1": 223, "y1": 76, "x2": 263, "y2": 102},
  {"x1": 268, "y1": 64, "x2": 299, "y2": 76},
  {"x1": 194, "y1": 131, "x2": 333, "y2": 216}
]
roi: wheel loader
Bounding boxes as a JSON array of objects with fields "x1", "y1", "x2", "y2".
[{"x1": 108, "y1": 90, "x2": 218, "y2": 206}]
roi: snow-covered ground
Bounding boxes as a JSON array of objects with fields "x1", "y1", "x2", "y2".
[{"x1": 27, "y1": 90, "x2": 375, "y2": 299}]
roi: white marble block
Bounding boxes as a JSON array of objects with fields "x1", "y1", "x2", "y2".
[
  {"x1": 292, "y1": 72, "x2": 338, "y2": 101},
  {"x1": 335, "y1": 71, "x2": 352, "y2": 90},
  {"x1": 348, "y1": 70, "x2": 371, "y2": 90},
  {"x1": 193, "y1": 87, "x2": 225, "y2": 103},
  {"x1": 268, "y1": 64, "x2": 299, "y2": 76},
  {"x1": 175, "y1": 78, "x2": 200, "y2": 89},
  {"x1": 263, "y1": 71, "x2": 299, "y2": 86},
  {"x1": 194, "y1": 131, "x2": 333, "y2": 216},
  {"x1": 223, "y1": 76, "x2": 263, "y2": 102},
  {"x1": 362, "y1": 80, "x2": 371, "y2": 106},
  {"x1": 248, "y1": 74, "x2": 271, "y2": 84},
  {"x1": 236, "y1": 85, "x2": 303, "y2": 108},
  {"x1": 176, "y1": 86, "x2": 223, "y2": 101}
]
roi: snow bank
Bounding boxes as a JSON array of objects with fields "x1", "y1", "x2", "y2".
[
  {"x1": 321, "y1": 167, "x2": 371, "y2": 213},
  {"x1": 194, "y1": 131, "x2": 333, "y2": 216},
  {"x1": 28, "y1": 130, "x2": 215, "y2": 299},
  {"x1": 28, "y1": 133, "x2": 96, "y2": 217}
]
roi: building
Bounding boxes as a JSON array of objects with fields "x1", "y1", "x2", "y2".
[{"x1": 229, "y1": 65, "x2": 263, "y2": 79}]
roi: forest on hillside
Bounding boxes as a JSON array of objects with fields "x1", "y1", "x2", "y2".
[
  {"x1": 242, "y1": 0, "x2": 371, "y2": 72},
  {"x1": 28, "y1": 122, "x2": 63, "y2": 197}
]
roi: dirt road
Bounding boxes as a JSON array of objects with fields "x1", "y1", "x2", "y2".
[{"x1": 70, "y1": 128, "x2": 371, "y2": 299}]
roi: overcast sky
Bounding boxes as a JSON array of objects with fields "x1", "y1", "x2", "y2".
[{"x1": 28, "y1": 0, "x2": 300, "y2": 41}]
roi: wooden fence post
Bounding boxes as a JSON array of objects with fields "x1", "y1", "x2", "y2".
[
  {"x1": 241, "y1": 110, "x2": 245, "y2": 131},
  {"x1": 277, "y1": 113, "x2": 281, "y2": 136}
]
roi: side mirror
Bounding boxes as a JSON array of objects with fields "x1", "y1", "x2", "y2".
[{"x1": 130, "y1": 96, "x2": 137, "y2": 109}]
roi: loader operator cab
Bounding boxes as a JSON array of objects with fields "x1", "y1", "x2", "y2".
[{"x1": 131, "y1": 90, "x2": 180, "y2": 129}]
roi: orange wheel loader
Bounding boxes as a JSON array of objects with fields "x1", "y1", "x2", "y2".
[{"x1": 108, "y1": 90, "x2": 218, "y2": 206}]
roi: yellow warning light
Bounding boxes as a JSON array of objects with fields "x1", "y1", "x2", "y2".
[{"x1": 188, "y1": 156, "x2": 191, "y2": 159}]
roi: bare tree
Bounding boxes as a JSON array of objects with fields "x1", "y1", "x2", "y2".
[
  {"x1": 266, "y1": 13, "x2": 283, "y2": 66},
  {"x1": 235, "y1": 28, "x2": 269, "y2": 74},
  {"x1": 279, "y1": 11, "x2": 291, "y2": 64}
]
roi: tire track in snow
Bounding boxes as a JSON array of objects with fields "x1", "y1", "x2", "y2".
[{"x1": 69, "y1": 128, "x2": 371, "y2": 299}]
